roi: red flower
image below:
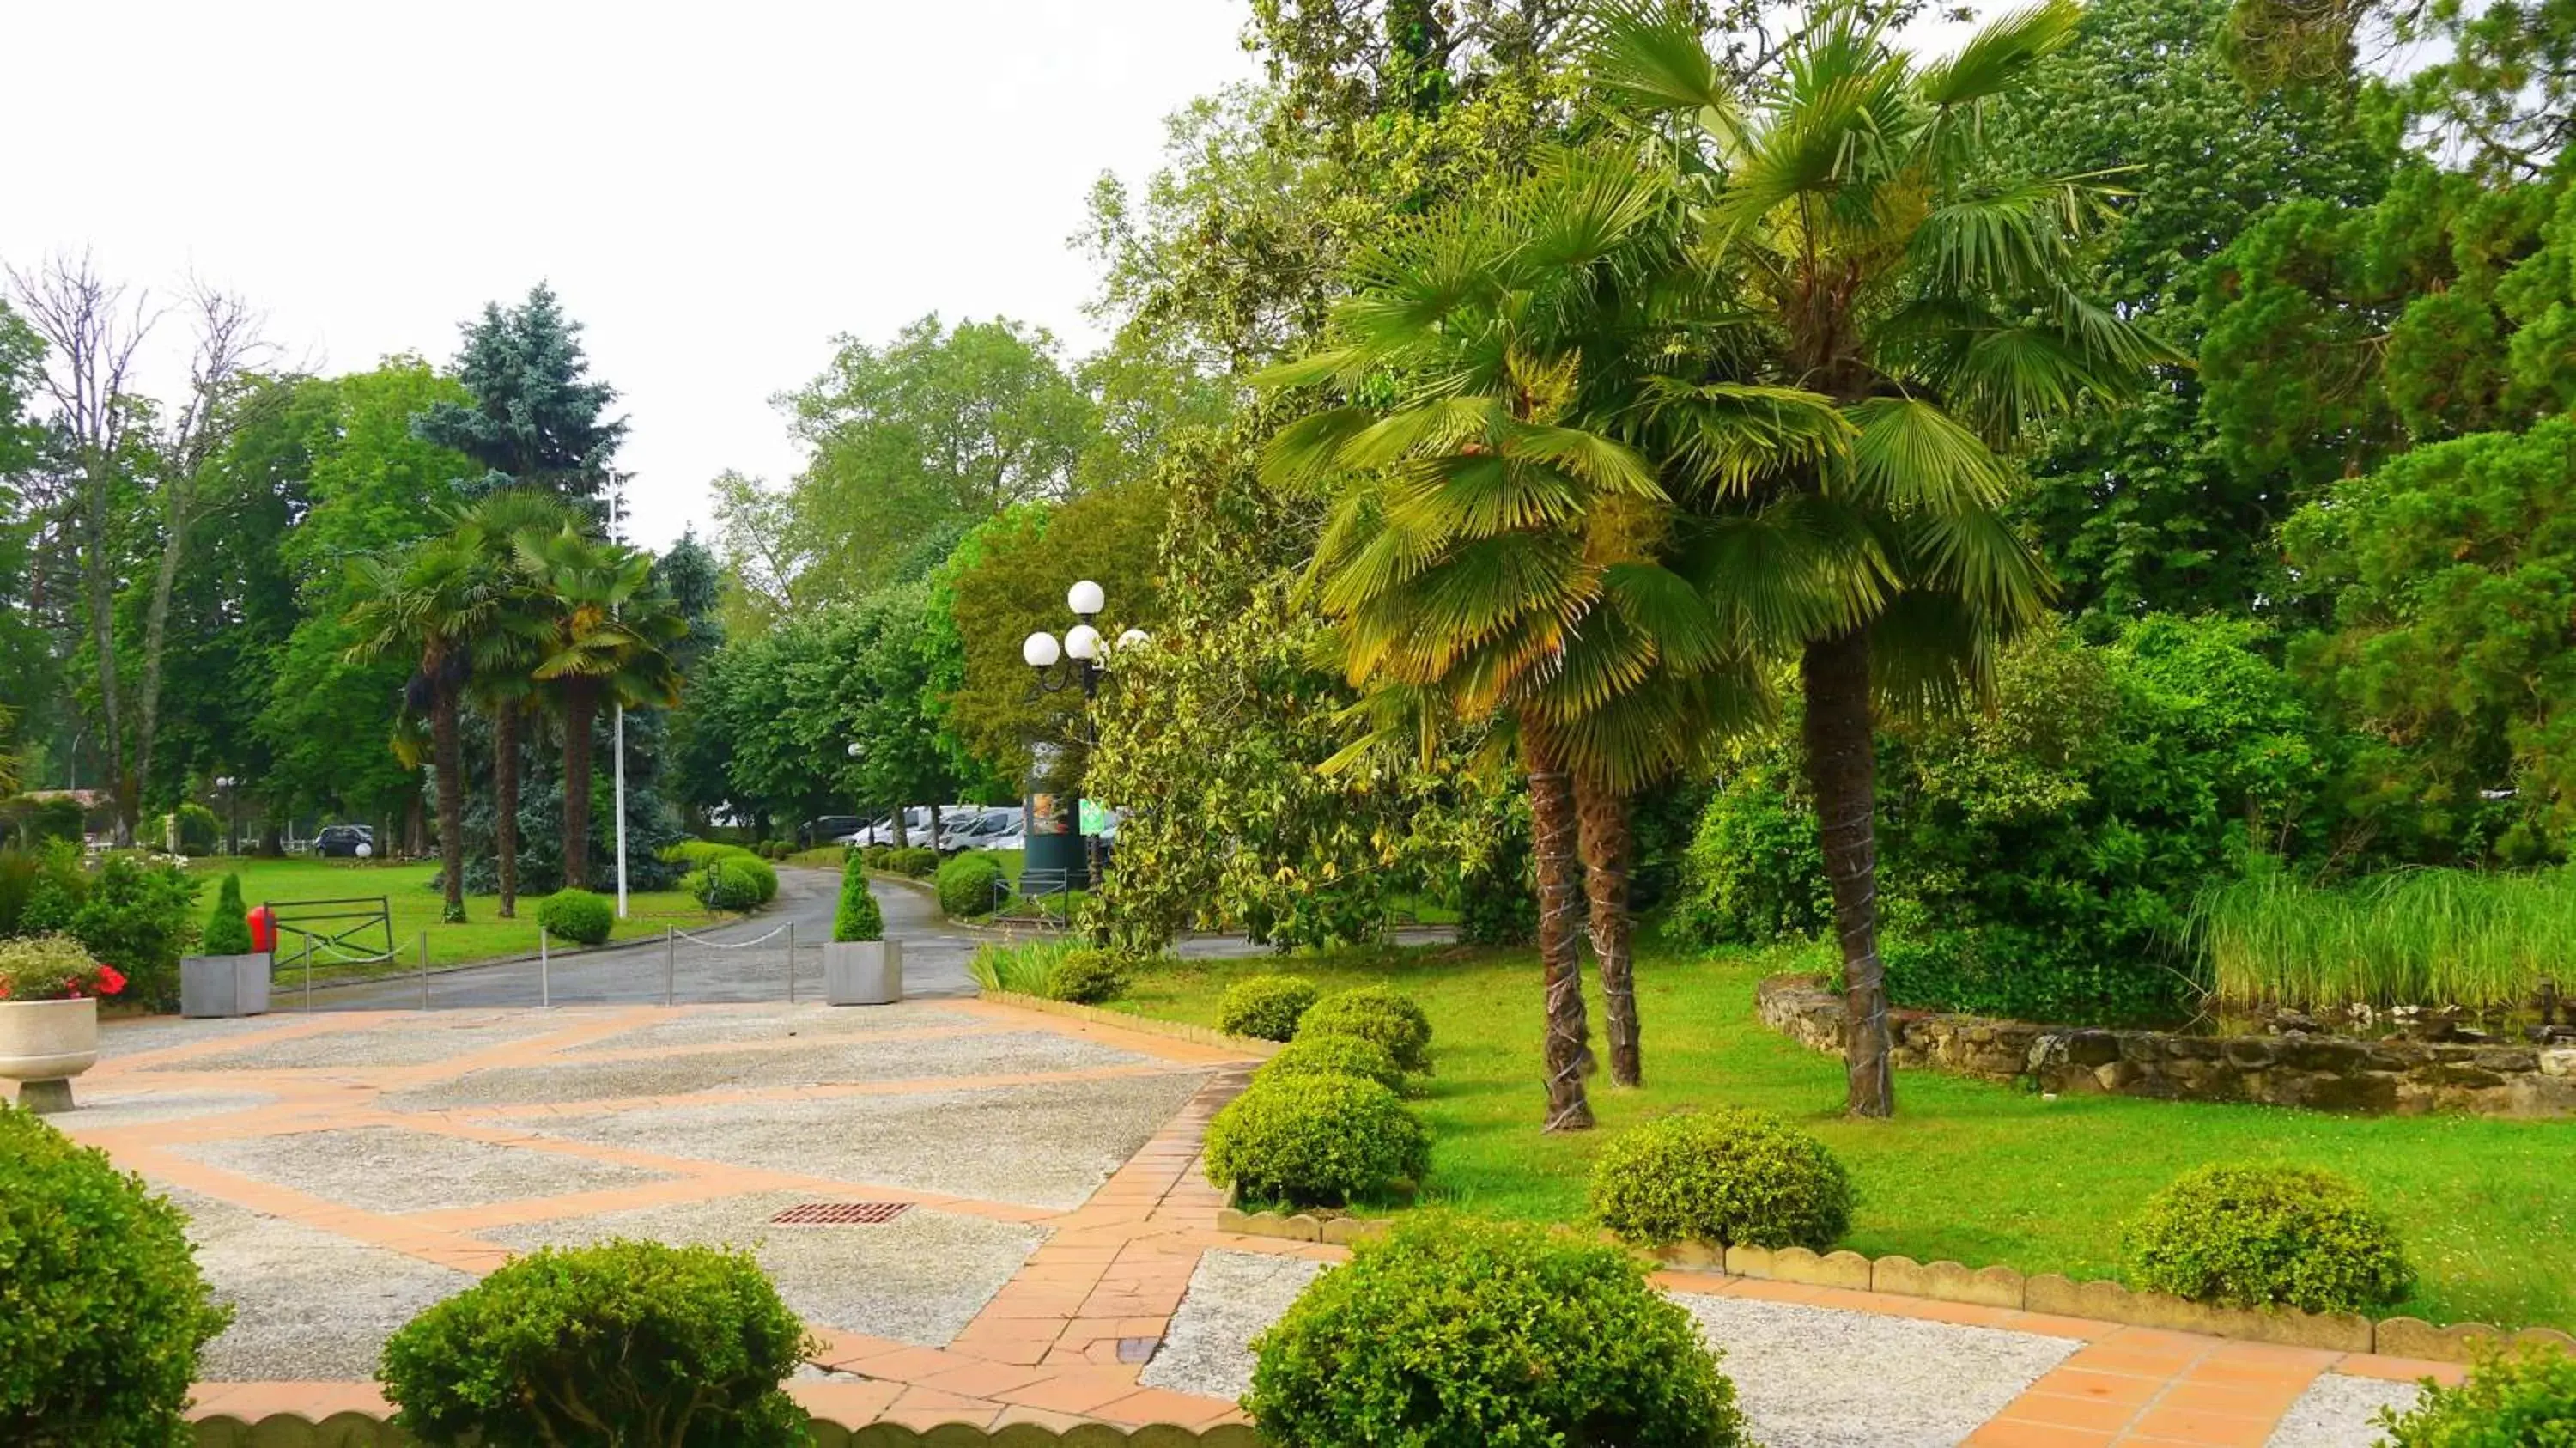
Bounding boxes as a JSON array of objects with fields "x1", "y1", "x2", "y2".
[
  {"x1": 0, "y1": 979, "x2": 11, "y2": 1001},
  {"x1": 94, "y1": 964, "x2": 127, "y2": 997}
]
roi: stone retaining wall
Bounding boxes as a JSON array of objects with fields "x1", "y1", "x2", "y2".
[
  {"x1": 197, "y1": 1417, "x2": 1259, "y2": 1446},
  {"x1": 1757, "y1": 974, "x2": 2576, "y2": 1117}
]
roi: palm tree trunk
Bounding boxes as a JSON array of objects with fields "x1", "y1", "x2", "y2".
[
  {"x1": 1577, "y1": 774, "x2": 1642, "y2": 1087},
  {"x1": 562, "y1": 685, "x2": 597, "y2": 891},
  {"x1": 1801, "y1": 628, "x2": 1893, "y2": 1118},
  {"x1": 431, "y1": 687, "x2": 467, "y2": 924},
  {"x1": 1524, "y1": 728, "x2": 1595, "y2": 1131},
  {"x1": 495, "y1": 702, "x2": 520, "y2": 918}
]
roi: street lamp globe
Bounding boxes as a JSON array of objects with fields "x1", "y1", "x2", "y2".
[
  {"x1": 1116, "y1": 628, "x2": 1150, "y2": 650},
  {"x1": 1023, "y1": 630, "x2": 1063, "y2": 668},
  {"x1": 846, "y1": 741, "x2": 863, "y2": 758},
  {"x1": 1066, "y1": 579, "x2": 1105, "y2": 619},
  {"x1": 1064, "y1": 623, "x2": 1103, "y2": 661}
]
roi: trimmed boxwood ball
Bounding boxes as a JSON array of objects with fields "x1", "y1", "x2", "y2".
[
  {"x1": 832, "y1": 859, "x2": 883, "y2": 942},
  {"x1": 1246, "y1": 1212, "x2": 1749, "y2": 1448},
  {"x1": 0, "y1": 1103, "x2": 232, "y2": 1445},
  {"x1": 536, "y1": 888, "x2": 615, "y2": 946},
  {"x1": 889, "y1": 845, "x2": 939, "y2": 878},
  {"x1": 2123, "y1": 1164, "x2": 2413, "y2": 1314},
  {"x1": 379, "y1": 1238, "x2": 817, "y2": 1448},
  {"x1": 690, "y1": 859, "x2": 769, "y2": 911},
  {"x1": 1204, "y1": 1074, "x2": 1430, "y2": 1208},
  {"x1": 2377, "y1": 1342, "x2": 2576, "y2": 1445},
  {"x1": 1048, "y1": 948, "x2": 1129, "y2": 1004},
  {"x1": 1256, "y1": 1033, "x2": 1410, "y2": 1095},
  {"x1": 1295, "y1": 984, "x2": 1433, "y2": 1074},
  {"x1": 935, "y1": 852, "x2": 1005, "y2": 917},
  {"x1": 1590, "y1": 1108, "x2": 1854, "y2": 1250},
  {"x1": 1219, "y1": 973, "x2": 1321, "y2": 1041}
]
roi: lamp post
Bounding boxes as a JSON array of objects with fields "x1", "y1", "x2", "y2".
[
  {"x1": 215, "y1": 776, "x2": 241, "y2": 856},
  {"x1": 1022, "y1": 580, "x2": 1145, "y2": 892}
]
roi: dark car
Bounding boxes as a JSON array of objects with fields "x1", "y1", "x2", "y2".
[
  {"x1": 314, "y1": 824, "x2": 375, "y2": 859},
  {"x1": 800, "y1": 815, "x2": 868, "y2": 849}
]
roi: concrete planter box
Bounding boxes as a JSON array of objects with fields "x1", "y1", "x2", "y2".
[
  {"x1": 0, "y1": 996, "x2": 100, "y2": 1113},
  {"x1": 181, "y1": 952, "x2": 272, "y2": 1019},
  {"x1": 823, "y1": 940, "x2": 902, "y2": 1006}
]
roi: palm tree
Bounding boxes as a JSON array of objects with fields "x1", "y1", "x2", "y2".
[
  {"x1": 344, "y1": 535, "x2": 504, "y2": 922},
  {"x1": 513, "y1": 527, "x2": 687, "y2": 891},
  {"x1": 447, "y1": 491, "x2": 577, "y2": 918},
  {"x1": 1586, "y1": 0, "x2": 2172, "y2": 1115},
  {"x1": 1266, "y1": 149, "x2": 1758, "y2": 1123}
]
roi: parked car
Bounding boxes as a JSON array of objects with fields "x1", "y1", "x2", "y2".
[
  {"x1": 844, "y1": 806, "x2": 936, "y2": 848},
  {"x1": 937, "y1": 806, "x2": 1022, "y2": 854},
  {"x1": 314, "y1": 824, "x2": 374, "y2": 859},
  {"x1": 800, "y1": 815, "x2": 868, "y2": 849}
]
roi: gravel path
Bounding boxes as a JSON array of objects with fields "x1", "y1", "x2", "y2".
[
  {"x1": 574, "y1": 1002, "x2": 980, "y2": 1051},
  {"x1": 146, "y1": 1013, "x2": 570, "y2": 1070},
  {"x1": 519, "y1": 1072, "x2": 1211, "y2": 1209},
  {"x1": 172, "y1": 1189, "x2": 474, "y2": 1380},
  {"x1": 483, "y1": 1189, "x2": 1046, "y2": 1345},
  {"x1": 2267, "y1": 1373, "x2": 2417, "y2": 1447},
  {"x1": 55, "y1": 1088, "x2": 275, "y2": 1128},
  {"x1": 1139, "y1": 1250, "x2": 1327, "y2": 1398},
  {"x1": 174, "y1": 1125, "x2": 673, "y2": 1212}
]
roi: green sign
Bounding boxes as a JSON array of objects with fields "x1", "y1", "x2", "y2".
[{"x1": 1078, "y1": 799, "x2": 1110, "y2": 834}]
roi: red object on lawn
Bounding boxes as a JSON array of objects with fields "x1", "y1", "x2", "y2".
[{"x1": 246, "y1": 903, "x2": 277, "y2": 953}]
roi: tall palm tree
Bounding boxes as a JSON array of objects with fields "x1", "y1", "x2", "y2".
[
  {"x1": 344, "y1": 535, "x2": 504, "y2": 922},
  {"x1": 1266, "y1": 149, "x2": 1759, "y2": 1124},
  {"x1": 1586, "y1": 0, "x2": 2172, "y2": 1115},
  {"x1": 447, "y1": 491, "x2": 577, "y2": 918},
  {"x1": 513, "y1": 527, "x2": 687, "y2": 891}
]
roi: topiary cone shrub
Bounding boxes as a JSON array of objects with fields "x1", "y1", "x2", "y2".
[
  {"x1": 1219, "y1": 974, "x2": 1321, "y2": 1041},
  {"x1": 2123, "y1": 1163, "x2": 2414, "y2": 1315},
  {"x1": 379, "y1": 1239, "x2": 818, "y2": 1448},
  {"x1": 0, "y1": 1103, "x2": 232, "y2": 1443},
  {"x1": 1295, "y1": 984, "x2": 1434, "y2": 1074},
  {"x1": 1589, "y1": 1108, "x2": 1855, "y2": 1250},
  {"x1": 200, "y1": 873, "x2": 255, "y2": 956},
  {"x1": 536, "y1": 889, "x2": 615, "y2": 946},
  {"x1": 1204, "y1": 1074, "x2": 1430, "y2": 1209},
  {"x1": 1246, "y1": 1213, "x2": 1750, "y2": 1447},
  {"x1": 833, "y1": 858, "x2": 883, "y2": 942}
]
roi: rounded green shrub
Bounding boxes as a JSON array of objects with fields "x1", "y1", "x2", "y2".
[
  {"x1": 1296, "y1": 985, "x2": 1433, "y2": 1074},
  {"x1": 0, "y1": 1103, "x2": 232, "y2": 1443},
  {"x1": 1255, "y1": 1033, "x2": 1408, "y2": 1095},
  {"x1": 2123, "y1": 1164, "x2": 2414, "y2": 1314},
  {"x1": 1589, "y1": 1108, "x2": 1854, "y2": 1250},
  {"x1": 936, "y1": 852, "x2": 1005, "y2": 917},
  {"x1": 380, "y1": 1238, "x2": 815, "y2": 1447},
  {"x1": 2377, "y1": 1342, "x2": 2576, "y2": 1445},
  {"x1": 201, "y1": 872, "x2": 255, "y2": 955},
  {"x1": 1047, "y1": 948, "x2": 1129, "y2": 1004},
  {"x1": 860, "y1": 843, "x2": 892, "y2": 870},
  {"x1": 536, "y1": 888, "x2": 615, "y2": 946},
  {"x1": 1245, "y1": 1213, "x2": 1748, "y2": 1448},
  {"x1": 890, "y1": 845, "x2": 939, "y2": 878},
  {"x1": 1203, "y1": 1074, "x2": 1429, "y2": 1208},
  {"x1": 1218, "y1": 973, "x2": 1321, "y2": 1041},
  {"x1": 833, "y1": 860, "x2": 883, "y2": 942},
  {"x1": 690, "y1": 859, "x2": 769, "y2": 912}
]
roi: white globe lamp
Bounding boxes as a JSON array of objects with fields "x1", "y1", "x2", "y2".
[
  {"x1": 1116, "y1": 628, "x2": 1151, "y2": 650},
  {"x1": 1066, "y1": 579, "x2": 1105, "y2": 619},
  {"x1": 1022, "y1": 630, "x2": 1062, "y2": 668},
  {"x1": 1065, "y1": 623, "x2": 1103, "y2": 661}
]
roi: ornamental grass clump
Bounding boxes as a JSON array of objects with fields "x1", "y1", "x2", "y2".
[
  {"x1": 1204, "y1": 1074, "x2": 1430, "y2": 1209},
  {"x1": 1295, "y1": 984, "x2": 1433, "y2": 1074},
  {"x1": 832, "y1": 857, "x2": 883, "y2": 942},
  {"x1": 2376, "y1": 1342, "x2": 2576, "y2": 1445},
  {"x1": 1246, "y1": 1213, "x2": 1749, "y2": 1448},
  {"x1": 2123, "y1": 1164, "x2": 2414, "y2": 1314},
  {"x1": 201, "y1": 873, "x2": 256, "y2": 955},
  {"x1": 0, "y1": 1103, "x2": 231, "y2": 1443},
  {"x1": 535, "y1": 888, "x2": 614, "y2": 946},
  {"x1": 1256, "y1": 1033, "x2": 1409, "y2": 1095},
  {"x1": 1590, "y1": 1108, "x2": 1855, "y2": 1250},
  {"x1": 379, "y1": 1239, "x2": 817, "y2": 1448},
  {"x1": 1218, "y1": 974, "x2": 1321, "y2": 1041}
]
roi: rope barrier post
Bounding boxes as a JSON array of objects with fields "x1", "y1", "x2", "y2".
[
  {"x1": 539, "y1": 926, "x2": 550, "y2": 1008},
  {"x1": 787, "y1": 922, "x2": 797, "y2": 1005},
  {"x1": 417, "y1": 931, "x2": 429, "y2": 1010},
  {"x1": 301, "y1": 935, "x2": 313, "y2": 1013},
  {"x1": 665, "y1": 927, "x2": 676, "y2": 1007}
]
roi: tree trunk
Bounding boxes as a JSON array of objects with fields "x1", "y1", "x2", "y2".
[
  {"x1": 430, "y1": 685, "x2": 466, "y2": 924},
  {"x1": 1524, "y1": 728, "x2": 1595, "y2": 1131},
  {"x1": 495, "y1": 701, "x2": 520, "y2": 918},
  {"x1": 1577, "y1": 774, "x2": 1642, "y2": 1087},
  {"x1": 562, "y1": 685, "x2": 597, "y2": 891},
  {"x1": 892, "y1": 809, "x2": 908, "y2": 849},
  {"x1": 81, "y1": 480, "x2": 134, "y2": 846},
  {"x1": 1802, "y1": 628, "x2": 1893, "y2": 1118},
  {"x1": 132, "y1": 492, "x2": 196, "y2": 841}
]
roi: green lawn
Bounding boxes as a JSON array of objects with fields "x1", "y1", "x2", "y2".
[
  {"x1": 187, "y1": 857, "x2": 728, "y2": 975},
  {"x1": 1111, "y1": 934, "x2": 2576, "y2": 1332}
]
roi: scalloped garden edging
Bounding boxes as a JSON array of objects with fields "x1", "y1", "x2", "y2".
[
  {"x1": 194, "y1": 1415, "x2": 1264, "y2": 1446},
  {"x1": 979, "y1": 990, "x2": 1283, "y2": 1057}
]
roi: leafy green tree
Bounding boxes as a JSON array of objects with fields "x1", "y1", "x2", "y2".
[{"x1": 411, "y1": 284, "x2": 626, "y2": 510}]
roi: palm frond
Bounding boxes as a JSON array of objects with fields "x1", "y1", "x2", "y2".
[
  {"x1": 1916, "y1": 0, "x2": 2083, "y2": 107},
  {"x1": 1840, "y1": 396, "x2": 2011, "y2": 514}
]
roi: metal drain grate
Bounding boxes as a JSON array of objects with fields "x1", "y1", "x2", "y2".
[{"x1": 769, "y1": 1202, "x2": 913, "y2": 1226}]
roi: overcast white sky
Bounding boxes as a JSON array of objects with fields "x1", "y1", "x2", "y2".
[{"x1": 2, "y1": 0, "x2": 1261, "y2": 548}]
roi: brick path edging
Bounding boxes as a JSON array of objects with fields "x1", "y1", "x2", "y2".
[{"x1": 195, "y1": 1414, "x2": 1261, "y2": 1445}]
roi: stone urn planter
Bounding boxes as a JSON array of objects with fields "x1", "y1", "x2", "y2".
[
  {"x1": 823, "y1": 940, "x2": 902, "y2": 1006},
  {"x1": 0, "y1": 996, "x2": 100, "y2": 1114},
  {"x1": 181, "y1": 952, "x2": 272, "y2": 1019}
]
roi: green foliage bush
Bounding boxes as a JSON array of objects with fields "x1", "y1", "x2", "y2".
[
  {"x1": 161, "y1": 802, "x2": 219, "y2": 855},
  {"x1": 888, "y1": 845, "x2": 939, "y2": 878},
  {"x1": 936, "y1": 851, "x2": 1004, "y2": 917},
  {"x1": 1047, "y1": 947, "x2": 1129, "y2": 1004},
  {"x1": 1203, "y1": 1074, "x2": 1430, "y2": 1208},
  {"x1": 199, "y1": 873, "x2": 255, "y2": 956},
  {"x1": 1295, "y1": 985, "x2": 1433, "y2": 1074},
  {"x1": 1255, "y1": 1033, "x2": 1408, "y2": 1095},
  {"x1": 2376, "y1": 1342, "x2": 2576, "y2": 1445},
  {"x1": 0, "y1": 934, "x2": 118, "y2": 1001},
  {"x1": 833, "y1": 859, "x2": 883, "y2": 942},
  {"x1": 1218, "y1": 973, "x2": 1321, "y2": 1041},
  {"x1": 0, "y1": 845, "x2": 85, "y2": 939},
  {"x1": 1589, "y1": 1109, "x2": 1855, "y2": 1250},
  {"x1": 860, "y1": 843, "x2": 892, "y2": 870},
  {"x1": 536, "y1": 889, "x2": 615, "y2": 946},
  {"x1": 0, "y1": 1103, "x2": 231, "y2": 1445},
  {"x1": 378, "y1": 1238, "x2": 815, "y2": 1448},
  {"x1": 1674, "y1": 745, "x2": 1834, "y2": 948},
  {"x1": 1245, "y1": 1213, "x2": 1748, "y2": 1448},
  {"x1": 690, "y1": 859, "x2": 772, "y2": 912},
  {"x1": 70, "y1": 855, "x2": 200, "y2": 1011},
  {"x1": 2123, "y1": 1164, "x2": 2414, "y2": 1314}
]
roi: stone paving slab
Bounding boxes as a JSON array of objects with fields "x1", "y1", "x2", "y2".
[
  {"x1": 173, "y1": 1188, "x2": 476, "y2": 1381},
  {"x1": 572, "y1": 1002, "x2": 981, "y2": 1051},
  {"x1": 171, "y1": 1124, "x2": 677, "y2": 1212},
  {"x1": 144, "y1": 1014, "x2": 576, "y2": 1070},
  {"x1": 52, "y1": 1088, "x2": 276, "y2": 1128}
]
